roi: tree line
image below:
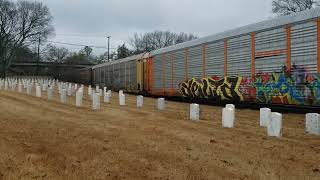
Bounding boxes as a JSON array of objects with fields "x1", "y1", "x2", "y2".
[
  {"x1": 40, "y1": 30, "x2": 198, "y2": 65},
  {"x1": 1, "y1": 0, "x2": 319, "y2": 77},
  {"x1": 0, "y1": 0, "x2": 53, "y2": 77}
]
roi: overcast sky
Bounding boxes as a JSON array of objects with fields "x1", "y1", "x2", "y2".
[{"x1": 34, "y1": 0, "x2": 274, "y2": 55}]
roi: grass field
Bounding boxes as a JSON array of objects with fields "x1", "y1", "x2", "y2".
[{"x1": 0, "y1": 88, "x2": 319, "y2": 179}]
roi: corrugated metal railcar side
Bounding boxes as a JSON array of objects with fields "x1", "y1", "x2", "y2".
[
  {"x1": 92, "y1": 53, "x2": 148, "y2": 93},
  {"x1": 149, "y1": 7, "x2": 320, "y2": 106}
]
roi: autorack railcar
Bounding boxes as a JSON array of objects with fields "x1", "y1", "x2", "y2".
[
  {"x1": 92, "y1": 53, "x2": 149, "y2": 93},
  {"x1": 93, "y1": 7, "x2": 320, "y2": 106}
]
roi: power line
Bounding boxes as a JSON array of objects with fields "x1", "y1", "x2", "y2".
[
  {"x1": 45, "y1": 41, "x2": 106, "y2": 48},
  {"x1": 45, "y1": 40, "x2": 117, "y2": 49},
  {"x1": 55, "y1": 33, "x2": 107, "y2": 38}
]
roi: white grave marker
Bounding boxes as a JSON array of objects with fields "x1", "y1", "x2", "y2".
[
  {"x1": 260, "y1": 108, "x2": 271, "y2": 127},
  {"x1": 60, "y1": 89, "x2": 67, "y2": 103},
  {"x1": 48, "y1": 87, "x2": 53, "y2": 100},
  {"x1": 36, "y1": 85, "x2": 41, "y2": 97},
  {"x1": 42, "y1": 84, "x2": 47, "y2": 91},
  {"x1": 306, "y1": 113, "x2": 320, "y2": 135},
  {"x1": 190, "y1": 104, "x2": 200, "y2": 121},
  {"x1": 88, "y1": 85, "x2": 92, "y2": 95},
  {"x1": 226, "y1": 104, "x2": 235, "y2": 111},
  {"x1": 76, "y1": 91, "x2": 83, "y2": 107},
  {"x1": 104, "y1": 93, "x2": 110, "y2": 103},
  {"x1": 18, "y1": 83, "x2": 22, "y2": 93},
  {"x1": 137, "y1": 95, "x2": 143, "y2": 108},
  {"x1": 267, "y1": 112, "x2": 282, "y2": 137},
  {"x1": 107, "y1": 90, "x2": 112, "y2": 97},
  {"x1": 92, "y1": 93, "x2": 100, "y2": 110},
  {"x1": 4, "y1": 82, "x2": 8, "y2": 90},
  {"x1": 27, "y1": 84, "x2": 32, "y2": 95},
  {"x1": 99, "y1": 89, "x2": 103, "y2": 96},
  {"x1": 67, "y1": 85, "x2": 72, "y2": 96},
  {"x1": 222, "y1": 108, "x2": 235, "y2": 128},
  {"x1": 157, "y1": 98, "x2": 165, "y2": 110},
  {"x1": 119, "y1": 93, "x2": 126, "y2": 106}
]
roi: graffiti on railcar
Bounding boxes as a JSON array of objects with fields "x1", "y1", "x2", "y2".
[
  {"x1": 178, "y1": 65, "x2": 320, "y2": 105},
  {"x1": 254, "y1": 66, "x2": 320, "y2": 105},
  {"x1": 179, "y1": 76, "x2": 244, "y2": 101}
]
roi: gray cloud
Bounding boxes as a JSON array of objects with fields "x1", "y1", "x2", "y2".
[{"x1": 34, "y1": 0, "x2": 274, "y2": 54}]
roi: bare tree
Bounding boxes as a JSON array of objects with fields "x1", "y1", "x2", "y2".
[
  {"x1": 80, "y1": 46, "x2": 93, "y2": 58},
  {"x1": 117, "y1": 43, "x2": 131, "y2": 59},
  {"x1": 65, "y1": 52, "x2": 93, "y2": 65},
  {"x1": 0, "y1": 0, "x2": 54, "y2": 77},
  {"x1": 272, "y1": 0, "x2": 319, "y2": 15},
  {"x1": 44, "y1": 44, "x2": 69, "y2": 63},
  {"x1": 130, "y1": 30, "x2": 198, "y2": 54},
  {"x1": 175, "y1": 32, "x2": 198, "y2": 44}
]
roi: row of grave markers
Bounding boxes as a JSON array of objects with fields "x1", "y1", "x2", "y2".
[
  {"x1": 1, "y1": 78, "x2": 319, "y2": 137},
  {"x1": 87, "y1": 85, "x2": 320, "y2": 137}
]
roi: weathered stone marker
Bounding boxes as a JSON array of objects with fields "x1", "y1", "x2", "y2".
[
  {"x1": 58, "y1": 84, "x2": 62, "y2": 94},
  {"x1": 76, "y1": 91, "x2": 83, "y2": 107},
  {"x1": 60, "y1": 89, "x2": 67, "y2": 103},
  {"x1": 18, "y1": 83, "x2": 22, "y2": 93},
  {"x1": 47, "y1": 87, "x2": 53, "y2": 100},
  {"x1": 190, "y1": 103, "x2": 200, "y2": 121},
  {"x1": 157, "y1": 98, "x2": 165, "y2": 110},
  {"x1": 90, "y1": 90, "x2": 95, "y2": 100},
  {"x1": 67, "y1": 85, "x2": 72, "y2": 96},
  {"x1": 119, "y1": 93, "x2": 126, "y2": 106},
  {"x1": 4, "y1": 82, "x2": 8, "y2": 90},
  {"x1": 267, "y1": 112, "x2": 282, "y2": 137},
  {"x1": 88, "y1": 85, "x2": 92, "y2": 95},
  {"x1": 226, "y1": 104, "x2": 235, "y2": 111},
  {"x1": 78, "y1": 87, "x2": 83, "y2": 97},
  {"x1": 104, "y1": 93, "x2": 110, "y2": 104},
  {"x1": 36, "y1": 85, "x2": 41, "y2": 97},
  {"x1": 222, "y1": 108, "x2": 235, "y2": 128},
  {"x1": 107, "y1": 90, "x2": 112, "y2": 97},
  {"x1": 306, "y1": 113, "x2": 320, "y2": 135},
  {"x1": 137, "y1": 95, "x2": 143, "y2": 108},
  {"x1": 11, "y1": 83, "x2": 16, "y2": 91},
  {"x1": 260, "y1": 108, "x2": 271, "y2": 127},
  {"x1": 42, "y1": 84, "x2": 47, "y2": 91},
  {"x1": 99, "y1": 89, "x2": 103, "y2": 96},
  {"x1": 92, "y1": 93, "x2": 100, "y2": 110},
  {"x1": 27, "y1": 84, "x2": 32, "y2": 95}
]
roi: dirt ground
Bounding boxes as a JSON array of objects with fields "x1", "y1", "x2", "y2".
[{"x1": 0, "y1": 87, "x2": 319, "y2": 180}]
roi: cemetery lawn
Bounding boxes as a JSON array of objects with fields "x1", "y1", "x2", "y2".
[{"x1": 0, "y1": 90, "x2": 319, "y2": 179}]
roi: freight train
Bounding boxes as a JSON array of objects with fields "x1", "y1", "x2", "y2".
[{"x1": 91, "y1": 7, "x2": 320, "y2": 107}]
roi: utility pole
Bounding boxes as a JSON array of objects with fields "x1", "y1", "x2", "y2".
[
  {"x1": 36, "y1": 36, "x2": 41, "y2": 76},
  {"x1": 107, "y1": 36, "x2": 111, "y2": 62}
]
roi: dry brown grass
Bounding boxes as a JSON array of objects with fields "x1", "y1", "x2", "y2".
[{"x1": 0, "y1": 88, "x2": 319, "y2": 180}]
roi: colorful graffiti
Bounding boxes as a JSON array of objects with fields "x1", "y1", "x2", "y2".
[
  {"x1": 179, "y1": 76, "x2": 245, "y2": 101},
  {"x1": 178, "y1": 66, "x2": 320, "y2": 106},
  {"x1": 254, "y1": 66, "x2": 320, "y2": 105}
]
